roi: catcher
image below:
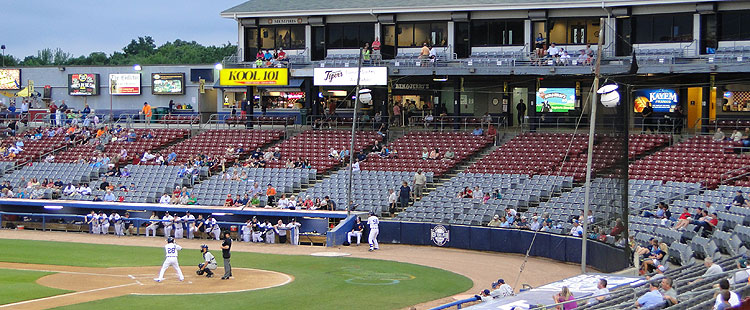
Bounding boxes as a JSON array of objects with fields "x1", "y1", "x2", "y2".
[{"x1": 196, "y1": 244, "x2": 217, "y2": 278}]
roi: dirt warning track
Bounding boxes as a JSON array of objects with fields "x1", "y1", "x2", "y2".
[{"x1": 0, "y1": 262, "x2": 292, "y2": 310}]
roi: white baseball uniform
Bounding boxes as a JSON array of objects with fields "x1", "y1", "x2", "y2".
[
  {"x1": 206, "y1": 218, "x2": 220, "y2": 240},
  {"x1": 112, "y1": 214, "x2": 123, "y2": 236},
  {"x1": 90, "y1": 214, "x2": 100, "y2": 234},
  {"x1": 146, "y1": 215, "x2": 159, "y2": 237},
  {"x1": 100, "y1": 214, "x2": 110, "y2": 235},
  {"x1": 163, "y1": 215, "x2": 173, "y2": 237},
  {"x1": 174, "y1": 216, "x2": 184, "y2": 239},
  {"x1": 86, "y1": 213, "x2": 95, "y2": 233},
  {"x1": 263, "y1": 223, "x2": 275, "y2": 244},
  {"x1": 367, "y1": 215, "x2": 379, "y2": 250},
  {"x1": 155, "y1": 243, "x2": 184, "y2": 281},
  {"x1": 287, "y1": 222, "x2": 301, "y2": 245},
  {"x1": 241, "y1": 222, "x2": 252, "y2": 242},
  {"x1": 185, "y1": 214, "x2": 196, "y2": 239},
  {"x1": 251, "y1": 223, "x2": 263, "y2": 242}
]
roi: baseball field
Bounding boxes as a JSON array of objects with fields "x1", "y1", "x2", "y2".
[{"x1": 0, "y1": 237, "x2": 471, "y2": 309}]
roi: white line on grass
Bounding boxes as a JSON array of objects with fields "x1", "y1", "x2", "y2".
[
  {"x1": 0, "y1": 267, "x2": 131, "y2": 278},
  {"x1": 0, "y1": 283, "x2": 138, "y2": 308}
]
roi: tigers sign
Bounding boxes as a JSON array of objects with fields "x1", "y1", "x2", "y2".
[{"x1": 219, "y1": 68, "x2": 288, "y2": 86}]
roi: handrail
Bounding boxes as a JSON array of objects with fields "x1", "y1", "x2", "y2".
[
  {"x1": 428, "y1": 296, "x2": 479, "y2": 310},
  {"x1": 533, "y1": 287, "x2": 636, "y2": 310},
  {"x1": 720, "y1": 164, "x2": 750, "y2": 185}
]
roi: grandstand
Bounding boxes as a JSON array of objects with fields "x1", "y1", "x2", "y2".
[
  {"x1": 263, "y1": 130, "x2": 382, "y2": 173},
  {"x1": 153, "y1": 129, "x2": 284, "y2": 166},
  {"x1": 54, "y1": 128, "x2": 189, "y2": 163}
]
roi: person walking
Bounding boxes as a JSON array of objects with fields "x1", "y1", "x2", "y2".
[
  {"x1": 516, "y1": 99, "x2": 526, "y2": 126},
  {"x1": 220, "y1": 231, "x2": 232, "y2": 280},
  {"x1": 413, "y1": 169, "x2": 426, "y2": 199}
]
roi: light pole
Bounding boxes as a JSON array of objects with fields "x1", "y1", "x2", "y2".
[
  {"x1": 1, "y1": 45, "x2": 5, "y2": 67},
  {"x1": 346, "y1": 47, "x2": 364, "y2": 216}
]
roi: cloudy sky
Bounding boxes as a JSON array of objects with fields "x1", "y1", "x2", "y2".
[{"x1": 2, "y1": 1, "x2": 238, "y2": 59}]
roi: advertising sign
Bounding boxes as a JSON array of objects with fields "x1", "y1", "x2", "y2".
[
  {"x1": 219, "y1": 68, "x2": 288, "y2": 86},
  {"x1": 0, "y1": 69, "x2": 21, "y2": 90},
  {"x1": 152, "y1": 73, "x2": 185, "y2": 95},
  {"x1": 634, "y1": 89, "x2": 678, "y2": 113},
  {"x1": 109, "y1": 73, "x2": 141, "y2": 95},
  {"x1": 535, "y1": 88, "x2": 576, "y2": 112},
  {"x1": 68, "y1": 73, "x2": 100, "y2": 96},
  {"x1": 313, "y1": 67, "x2": 388, "y2": 86}
]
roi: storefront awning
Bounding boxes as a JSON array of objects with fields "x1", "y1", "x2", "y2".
[{"x1": 260, "y1": 78, "x2": 304, "y2": 90}]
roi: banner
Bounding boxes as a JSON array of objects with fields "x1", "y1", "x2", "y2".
[
  {"x1": 313, "y1": 67, "x2": 388, "y2": 86},
  {"x1": 219, "y1": 68, "x2": 288, "y2": 86},
  {"x1": 0, "y1": 69, "x2": 21, "y2": 90},
  {"x1": 109, "y1": 73, "x2": 141, "y2": 95},
  {"x1": 634, "y1": 89, "x2": 678, "y2": 113},
  {"x1": 68, "y1": 74, "x2": 100, "y2": 96},
  {"x1": 536, "y1": 88, "x2": 576, "y2": 112},
  {"x1": 152, "y1": 73, "x2": 185, "y2": 95}
]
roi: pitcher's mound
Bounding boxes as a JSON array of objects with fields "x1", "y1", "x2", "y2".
[{"x1": 37, "y1": 266, "x2": 293, "y2": 295}]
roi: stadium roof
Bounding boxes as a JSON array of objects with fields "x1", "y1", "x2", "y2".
[{"x1": 221, "y1": 0, "x2": 710, "y2": 18}]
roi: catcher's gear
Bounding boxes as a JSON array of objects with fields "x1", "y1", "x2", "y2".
[{"x1": 196, "y1": 269, "x2": 204, "y2": 276}]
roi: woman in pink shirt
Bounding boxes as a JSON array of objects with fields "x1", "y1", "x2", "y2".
[{"x1": 553, "y1": 286, "x2": 577, "y2": 310}]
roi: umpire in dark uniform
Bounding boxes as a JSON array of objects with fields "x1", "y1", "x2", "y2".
[{"x1": 220, "y1": 231, "x2": 232, "y2": 279}]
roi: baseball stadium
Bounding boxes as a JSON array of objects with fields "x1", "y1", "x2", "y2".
[{"x1": 1, "y1": 0, "x2": 750, "y2": 309}]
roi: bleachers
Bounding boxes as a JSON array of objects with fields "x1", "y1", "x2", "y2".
[
  {"x1": 191, "y1": 167, "x2": 316, "y2": 206},
  {"x1": 299, "y1": 170, "x2": 430, "y2": 214},
  {"x1": 159, "y1": 114, "x2": 199, "y2": 124},
  {"x1": 396, "y1": 173, "x2": 571, "y2": 226},
  {"x1": 12, "y1": 135, "x2": 67, "y2": 165},
  {"x1": 155, "y1": 129, "x2": 283, "y2": 166},
  {"x1": 467, "y1": 133, "x2": 588, "y2": 175},
  {"x1": 359, "y1": 132, "x2": 493, "y2": 176},
  {"x1": 55, "y1": 129, "x2": 189, "y2": 163},
  {"x1": 629, "y1": 135, "x2": 748, "y2": 188},
  {"x1": 84, "y1": 165, "x2": 196, "y2": 203},
  {"x1": 1, "y1": 163, "x2": 106, "y2": 199},
  {"x1": 264, "y1": 130, "x2": 382, "y2": 174}
]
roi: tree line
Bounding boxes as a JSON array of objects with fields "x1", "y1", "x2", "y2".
[{"x1": 1, "y1": 36, "x2": 237, "y2": 66}]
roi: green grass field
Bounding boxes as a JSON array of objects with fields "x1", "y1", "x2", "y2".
[
  {"x1": 0, "y1": 269, "x2": 71, "y2": 305},
  {"x1": 0, "y1": 239, "x2": 472, "y2": 309}
]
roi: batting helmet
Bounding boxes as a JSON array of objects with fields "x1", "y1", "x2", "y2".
[
  {"x1": 200, "y1": 244, "x2": 208, "y2": 251},
  {"x1": 167, "y1": 237, "x2": 175, "y2": 243}
]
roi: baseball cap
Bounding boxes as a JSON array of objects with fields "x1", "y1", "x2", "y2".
[
  {"x1": 497, "y1": 279, "x2": 505, "y2": 284},
  {"x1": 658, "y1": 265, "x2": 668, "y2": 272},
  {"x1": 483, "y1": 289, "x2": 490, "y2": 295},
  {"x1": 740, "y1": 258, "x2": 748, "y2": 268}
]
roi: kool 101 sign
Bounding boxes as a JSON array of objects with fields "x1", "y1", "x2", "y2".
[
  {"x1": 313, "y1": 67, "x2": 388, "y2": 86},
  {"x1": 219, "y1": 68, "x2": 288, "y2": 86}
]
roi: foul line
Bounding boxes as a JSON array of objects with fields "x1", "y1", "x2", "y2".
[
  {"x1": 0, "y1": 267, "x2": 131, "y2": 278},
  {"x1": 0, "y1": 283, "x2": 137, "y2": 308},
  {"x1": 131, "y1": 268, "x2": 294, "y2": 296}
]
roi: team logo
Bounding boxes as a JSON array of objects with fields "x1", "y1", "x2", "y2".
[{"x1": 431, "y1": 225, "x2": 450, "y2": 246}]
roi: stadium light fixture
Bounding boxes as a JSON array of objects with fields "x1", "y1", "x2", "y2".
[
  {"x1": 432, "y1": 76, "x2": 448, "y2": 82},
  {"x1": 597, "y1": 84, "x2": 620, "y2": 108},
  {"x1": 359, "y1": 89, "x2": 372, "y2": 104},
  {"x1": 214, "y1": 63, "x2": 223, "y2": 70},
  {"x1": 133, "y1": 64, "x2": 142, "y2": 71},
  {"x1": 211, "y1": 213, "x2": 226, "y2": 216},
  {"x1": 44, "y1": 205, "x2": 63, "y2": 210}
]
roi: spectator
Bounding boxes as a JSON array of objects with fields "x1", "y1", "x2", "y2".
[
  {"x1": 673, "y1": 207, "x2": 693, "y2": 230},
  {"x1": 223, "y1": 194, "x2": 234, "y2": 207},
  {"x1": 141, "y1": 102, "x2": 153, "y2": 123},
  {"x1": 690, "y1": 257, "x2": 724, "y2": 285},
  {"x1": 713, "y1": 128, "x2": 726, "y2": 141},
  {"x1": 660, "y1": 277, "x2": 678, "y2": 306},
  {"x1": 570, "y1": 220, "x2": 583, "y2": 237},
  {"x1": 530, "y1": 217, "x2": 541, "y2": 231},
  {"x1": 472, "y1": 126, "x2": 484, "y2": 136},
  {"x1": 731, "y1": 130, "x2": 743, "y2": 142},
  {"x1": 413, "y1": 169, "x2": 426, "y2": 198},
  {"x1": 730, "y1": 257, "x2": 750, "y2": 285},
  {"x1": 399, "y1": 181, "x2": 411, "y2": 209},
  {"x1": 692, "y1": 211, "x2": 718, "y2": 236},
  {"x1": 588, "y1": 279, "x2": 610, "y2": 305},
  {"x1": 714, "y1": 279, "x2": 741, "y2": 309},
  {"x1": 159, "y1": 193, "x2": 170, "y2": 204},
  {"x1": 559, "y1": 51, "x2": 571, "y2": 65},
  {"x1": 387, "y1": 189, "x2": 398, "y2": 215},
  {"x1": 733, "y1": 190, "x2": 746, "y2": 207},
  {"x1": 546, "y1": 43, "x2": 560, "y2": 62},
  {"x1": 419, "y1": 43, "x2": 430, "y2": 65},
  {"x1": 635, "y1": 281, "x2": 663, "y2": 309},
  {"x1": 103, "y1": 189, "x2": 116, "y2": 202},
  {"x1": 476, "y1": 289, "x2": 492, "y2": 302},
  {"x1": 553, "y1": 286, "x2": 577, "y2": 310},
  {"x1": 442, "y1": 148, "x2": 455, "y2": 161},
  {"x1": 641, "y1": 241, "x2": 668, "y2": 275},
  {"x1": 488, "y1": 215, "x2": 502, "y2": 227},
  {"x1": 266, "y1": 184, "x2": 277, "y2": 206}
]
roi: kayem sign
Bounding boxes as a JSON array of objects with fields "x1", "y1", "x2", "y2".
[
  {"x1": 109, "y1": 73, "x2": 141, "y2": 95},
  {"x1": 219, "y1": 68, "x2": 288, "y2": 86},
  {"x1": 68, "y1": 73, "x2": 100, "y2": 96},
  {"x1": 313, "y1": 67, "x2": 387, "y2": 86}
]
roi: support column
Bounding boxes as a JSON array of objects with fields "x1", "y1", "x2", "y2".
[
  {"x1": 693, "y1": 14, "x2": 701, "y2": 57},
  {"x1": 524, "y1": 20, "x2": 532, "y2": 55},
  {"x1": 305, "y1": 25, "x2": 313, "y2": 62},
  {"x1": 238, "y1": 23, "x2": 245, "y2": 62},
  {"x1": 447, "y1": 21, "x2": 455, "y2": 60}
]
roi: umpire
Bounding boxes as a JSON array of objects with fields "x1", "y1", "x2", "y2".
[{"x1": 220, "y1": 231, "x2": 232, "y2": 280}]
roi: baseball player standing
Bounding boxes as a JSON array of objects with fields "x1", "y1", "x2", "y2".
[
  {"x1": 251, "y1": 217, "x2": 263, "y2": 242},
  {"x1": 154, "y1": 237, "x2": 184, "y2": 282},
  {"x1": 87, "y1": 211, "x2": 99, "y2": 234},
  {"x1": 206, "y1": 216, "x2": 221, "y2": 240},
  {"x1": 196, "y1": 244, "x2": 217, "y2": 278},
  {"x1": 86, "y1": 211, "x2": 96, "y2": 234},
  {"x1": 263, "y1": 220, "x2": 275, "y2": 243},
  {"x1": 347, "y1": 216, "x2": 364, "y2": 245},
  {"x1": 111, "y1": 212, "x2": 123, "y2": 236},
  {"x1": 184, "y1": 211, "x2": 196, "y2": 239},
  {"x1": 146, "y1": 211, "x2": 159, "y2": 237},
  {"x1": 287, "y1": 218, "x2": 301, "y2": 245},
  {"x1": 220, "y1": 231, "x2": 232, "y2": 280},
  {"x1": 99, "y1": 211, "x2": 110, "y2": 235},
  {"x1": 163, "y1": 212, "x2": 173, "y2": 237},
  {"x1": 241, "y1": 219, "x2": 252, "y2": 242},
  {"x1": 367, "y1": 211, "x2": 379, "y2": 252},
  {"x1": 174, "y1": 215, "x2": 184, "y2": 239}
]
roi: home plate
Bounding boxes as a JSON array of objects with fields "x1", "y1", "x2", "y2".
[{"x1": 310, "y1": 252, "x2": 351, "y2": 257}]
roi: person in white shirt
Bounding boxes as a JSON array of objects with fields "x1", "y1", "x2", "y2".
[
  {"x1": 99, "y1": 211, "x2": 109, "y2": 234},
  {"x1": 588, "y1": 279, "x2": 610, "y2": 305},
  {"x1": 690, "y1": 257, "x2": 723, "y2": 285},
  {"x1": 559, "y1": 50, "x2": 571, "y2": 65},
  {"x1": 547, "y1": 43, "x2": 560, "y2": 59},
  {"x1": 490, "y1": 279, "x2": 514, "y2": 298},
  {"x1": 352, "y1": 160, "x2": 360, "y2": 172},
  {"x1": 173, "y1": 215, "x2": 184, "y2": 239},
  {"x1": 241, "y1": 219, "x2": 252, "y2": 242},
  {"x1": 110, "y1": 212, "x2": 124, "y2": 236},
  {"x1": 275, "y1": 219, "x2": 288, "y2": 243},
  {"x1": 570, "y1": 220, "x2": 583, "y2": 237},
  {"x1": 63, "y1": 184, "x2": 76, "y2": 196},
  {"x1": 103, "y1": 190, "x2": 116, "y2": 202},
  {"x1": 154, "y1": 237, "x2": 184, "y2": 282},
  {"x1": 367, "y1": 211, "x2": 379, "y2": 251},
  {"x1": 388, "y1": 189, "x2": 398, "y2": 214},
  {"x1": 141, "y1": 151, "x2": 156, "y2": 163},
  {"x1": 206, "y1": 216, "x2": 220, "y2": 240},
  {"x1": 714, "y1": 279, "x2": 741, "y2": 309},
  {"x1": 262, "y1": 220, "x2": 275, "y2": 243},
  {"x1": 162, "y1": 212, "x2": 174, "y2": 237},
  {"x1": 530, "y1": 217, "x2": 541, "y2": 231},
  {"x1": 277, "y1": 195, "x2": 290, "y2": 209},
  {"x1": 145, "y1": 211, "x2": 159, "y2": 237},
  {"x1": 287, "y1": 218, "x2": 302, "y2": 245},
  {"x1": 89, "y1": 211, "x2": 100, "y2": 234},
  {"x1": 184, "y1": 211, "x2": 196, "y2": 239},
  {"x1": 159, "y1": 194, "x2": 171, "y2": 204},
  {"x1": 78, "y1": 184, "x2": 92, "y2": 196}
]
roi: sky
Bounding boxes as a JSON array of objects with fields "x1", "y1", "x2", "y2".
[{"x1": 2, "y1": 1, "x2": 239, "y2": 59}]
